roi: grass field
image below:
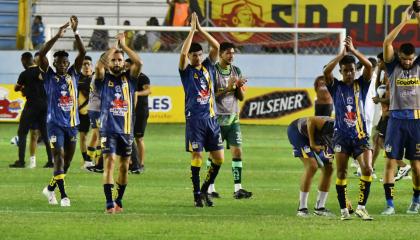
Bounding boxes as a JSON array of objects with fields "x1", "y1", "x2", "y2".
[{"x1": 0, "y1": 123, "x2": 419, "y2": 240}]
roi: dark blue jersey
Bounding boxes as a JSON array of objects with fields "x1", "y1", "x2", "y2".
[
  {"x1": 327, "y1": 77, "x2": 370, "y2": 139},
  {"x1": 43, "y1": 66, "x2": 79, "y2": 127},
  {"x1": 96, "y1": 71, "x2": 137, "y2": 135},
  {"x1": 179, "y1": 57, "x2": 216, "y2": 119}
]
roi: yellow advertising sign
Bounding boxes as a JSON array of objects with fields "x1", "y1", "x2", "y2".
[
  {"x1": 148, "y1": 86, "x2": 315, "y2": 125},
  {"x1": 195, "y1": 0, "x2": 417, "y2": 46},
  {"x1": 0, "y1": 84, "x2": 25, "y2": 122}
]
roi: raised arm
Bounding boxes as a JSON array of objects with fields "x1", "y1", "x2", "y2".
[
  {"x1": 38, "y1": 22, "x2": 69, "y2": 72},
  {"x1": 323, "y1": 47, "x2": 346, "y2": 85},
  {"x1": 196, "y1": 15, "x2": 219, "y2": 63},
  {"x1": 179, "y1": 12, "x2": 197, "y2": 70},
  {"x1": 95, "y1": 47, "x2": 116, "y2": 81},
  {"x1": 384, "y1": 6, "x2": 413, "y2": 63},
  {"x1": 307, "y1": 116, "x2": 326, "y2": 152},
  {"x1": 70, "y1": 16, "x2": 86, "y2": 73},
  {"x1": 345, "y1": 36, "x2": 372, "y2": 81},
  {"x1": 117, "y1": 33, "x2": 142, "y2": 78}
]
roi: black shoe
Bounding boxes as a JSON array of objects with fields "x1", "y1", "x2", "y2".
[
  {"x1": 207, "y1": 192, "x2": 221, "y2": 199},
  {"x1": 194, "y1": 193, "x2": 203, "y2": 208},
  {"x1": 200, "y1": 192, "x2": 214, "y2": 207},
  {"x1": 9, "y1": 160, "x2": 25, "y2": 168},
  {"x1": 87, "y1": 165, "x2": 103, "y2": 173},
  {"x1": 43, "y1": 162, "x2": 54, "y2": 168},
  {"x1": 130, "y1": 168, "x2": 141, "y2": 174},
  {"x1": 234, "y1": 189, "x2": 253, "y2": 199}
]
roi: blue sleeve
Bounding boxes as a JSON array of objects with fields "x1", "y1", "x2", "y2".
[
  {"x1": 384, "y1": 57, "x2": 399, "y2": 76},
  {"x1": 179, "y1": 66, "x2": 190, "y2": 85},
  {"x1": 326, "y1": 78, "x2": 338, "y2": 95}
]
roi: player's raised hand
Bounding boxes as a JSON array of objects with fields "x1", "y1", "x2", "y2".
[
  {"x1": 190, "y1": 12, "x2": 197, "y2": 32},
  {"x1": 344, "y1": 36, "x2": 355, "y2": 53},
  {"x1": 403, "y1": 5, "x2": 414, "y2": 23},
  {"x1": 70, "y1": 15, "x2": 78, "y2": 32},
  {"x1": 195, "y1": 13, "x2": 203, "y2": 32},
  {"x1": 116, "y1": 33, "x2": 126, "y2": 48},
  {"x1": 56, "y1": 22, "x2": 70, "y2": 38}
]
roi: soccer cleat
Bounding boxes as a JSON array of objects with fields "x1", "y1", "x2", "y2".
[
  {"x1": 208, "y1": 192, "x2": 221, "y2": 199},
  {"x1": 406, "y1": 202, "x2": 419, "y2": 214},
  {"x1": 60, "y1": 197, "x2": 71, "y2": 207},
  {"x1": 314, "y1": 207, "x2": 335, "y2": 217},
  {"x1": 42, "y1": 186, "x2": 58, "y2": 205},
  {"x1": 83, "y1": 161, "x2": 95, "y2": 170},
  {"x1": 381, "y1": 206, "x2": 395, "y2": 215},
  {"x1": 28, "y1": 158, "x2": 36, "y2": 169},
  {"x1": 234, "y1": 189, "x2": 253, "y2": 199},
  {"x1": 9, "y1": 160, "x2": 25, "y2": 168},
  {"x1": 43, "y1": 162, "x2": 54, "y2": 168},
  {"x1": 355, "y1": 208, "x2": 373, "y2": 220},
  {"x1": 395, "y1": 165, "x2": 411, "y2": 181},
  {"x1": 194, "y1": 193, "x2": 203, "y2": 208},
  {"x1": 340, "y1": 209, "x2": 352, "y2": 220},
  {"x1": 297, "y1": 208, "x2": 310, "y2": 217},
  {"x1": 200, "y1": 192, "x2": 214, "y2": 207}
]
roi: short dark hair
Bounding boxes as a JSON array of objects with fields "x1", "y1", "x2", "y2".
[
  {"x1": 189, "y1": 42, "x2": 202, "y2": 53},
  {"x1": 34, "y1": 52, "x2": 40, "y2": 57},
  {"x1": 399, "y1": 43, "x2": 415, "y2": 55},
  {"x1": 339, "y1": 55, "x2": 356, "y2": 66},
  {"x1": 53, "y1": 50, "x2": 69, "y2": 58},
  {"x1": 84, "y1": 56, "x2": 92, "y2": 61},
  {"x1": 125, "y1": 58, "x2": 132, "y2": 64},
  {"x1": 21, "y1": 52, "x2": 33, "y2": 59},
  {"x1": 35, "y1": 15, "x2": 42, "y2": 21},
  {"x1": 377, "y1": 52, "x2": 383, "y2": 60},
  {"x1": 220, "y1": 42, "x2": 235, "y2": 53},
  {"x1": 368, "y1": 57, "x2": 377, "y2": 68},
  {"x1": 114, "y1": 49, "x2": 124, "y2": 56}
]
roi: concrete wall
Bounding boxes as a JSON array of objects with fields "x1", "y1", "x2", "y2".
[{"x1": 0, "y1": 51, "x2": 341, "y2": 87}]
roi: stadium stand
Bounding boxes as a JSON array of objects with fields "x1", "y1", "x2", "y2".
[{"x1": 0, "y1": 0, "x2": 18, "y2": 49}]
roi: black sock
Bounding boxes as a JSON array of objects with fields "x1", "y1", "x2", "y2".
[
  {"x1": 56, "y1": 179, "x2": 67, "y2": 199},
  {"x1": 191, "y1": 166, "x2": 201, "y2": 194},
  {"x1": 47, "y1": 176, "x2": 57, "y2": 191},
  {"x1": 82, "y1": 152, "x2": 90, "y2": 162},
  {"x1": 358, "y1": 177, "x2": 372, "y2": 206},
  {"x1": 201, "y1": 162, "x2": 221, "y2": 193},
  {"x1": 336, "y1": 184, "x2": 347, "y2": 209},
  {"x1": 103, "y1": 184, "x2": 114, "y2": 209},
  {"x1": 384, "y1": 183, "x2": 395, "y2": 207},
  {"x1": 232, "y1": 158, "x2": 242, "y2": 184},
  {"x1": 115, "y1": 182, "x2": 127, "y2": 207}
]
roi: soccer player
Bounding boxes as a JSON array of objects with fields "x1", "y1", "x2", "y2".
[
  {"x1": 206, "y1": 41, "x2": 252, "y2": 199},
  {"x1": 40, "y1": 16, "x2": 86, "y2": 207},
  {"x1": 95, "y1": 33, "x2": 141, "y2": 213},
  {"x1": 287, "y1": 116, "x2": 335, "y2": 217},
  {"x1": 77, "y1": 56, "x2": 95, "y2": 169},
  {"x1": 314, "y1": 76, "x2": 333, "y2": 116},
  {"x1": 381, "y1": 6, "x2": 420, "y2": 215},
  {"x1": 124, "y1": 58, "x2": 151, "y2": 174},
  {"x1": 9, "y1": 52, "x2": 53, "y2": 169},
  {"x1": 179, "y1": 12, "x2": 224, "y2": 207},
  {"x1": 323, "y1": 36, "x2": 374, "y2": 220}
]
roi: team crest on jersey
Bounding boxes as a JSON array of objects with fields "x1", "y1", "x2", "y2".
[
  {"x1": 385, "y1": 144, "x2": 392, "y2": 152},
  {"x1": 334, "y1": 144, "x2": 342, "y2": 153},
  {"x1": 344, "y1": 105, "x2": 356, "y2": 127},
  {"x1": 115, "y1": 85, "x2": 122, "y2": 93},
  {"x1": 346, "y1": 97, "x2": 353, "y2": 105},
  {"x1": 58, "y1": 91, "x2": 73, "y2": 112},
  {"x1": 110, "y1": 93, "x2": 128, "y2": 116}
]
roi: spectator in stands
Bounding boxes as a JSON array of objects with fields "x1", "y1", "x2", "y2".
[
  {"x1": 31, "y1": 15, "x2": 45, "y2": 49},
  {"x1": 88, "y1": 16, "x2": 109, "y2": 51},
  {"x1": 165, "y1": 0, "x2": 189, "y2": 26},
  {"x1": 123, "y1": 20, "x2": 135, "y2": 49},
  {"x1": 132, "y1": 17, "x2": 161, "y2": 52}
]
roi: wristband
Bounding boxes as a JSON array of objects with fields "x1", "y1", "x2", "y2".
[{"x1": 74, "y1": 30, "x2": 79, "y2": 35}]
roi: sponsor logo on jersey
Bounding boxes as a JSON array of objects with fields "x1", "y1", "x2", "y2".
[
  {"x1": 58, "y1": 91, "x2": 74, "y2": 112},
  {"x1": 396, "y1": 78, "x2": 420, "y2": 86},
  {"x1": 110, "y1": 93, "x2": 128, "y2": 116}
]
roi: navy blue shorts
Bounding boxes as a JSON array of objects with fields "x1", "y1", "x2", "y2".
[
  {"x1": 88, "y1": 111, "x2": 101, "y2": 129},
  {"x1": 384, "y1": 118, "x2": 420, "y2": 160},
  {"x1": 47, "y1": 123, "x2": 78, "y2": 149},
  {"x1": 101, "y1": 133, "x2": 133, "y2": 157},
  {"x1": 287, "y1": 122, "x2": 333, "y2": 164},
  {"x1": 185, "y1": 117, "x2": 224, "y2": 152},
  {"x1": 332, "y1": 132, "x2": 370, "y2": 159}
]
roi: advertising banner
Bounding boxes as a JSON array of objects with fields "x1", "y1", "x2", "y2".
[{"x1": 0, "y1": 84, "x2": 25, "y2": 122}]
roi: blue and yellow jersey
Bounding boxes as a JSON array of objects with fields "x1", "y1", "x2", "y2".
[
  {"x1": 179, "y1": 57, "x2": 216, "y2": 120},
  {"x1": 43, "y1": 66, "x2": 80, "y2": 127},
  {"x1": 95, "y1": 71, "x2": 137, "y2": 135},
  {"x1": 327, "y1": 77, "x2": 370, "y2": 139}
]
